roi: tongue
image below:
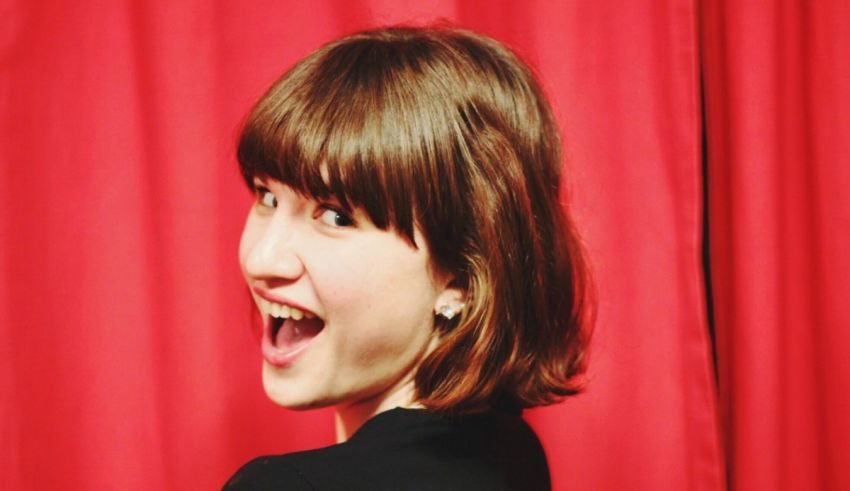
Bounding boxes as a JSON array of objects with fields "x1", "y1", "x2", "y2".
[{"x1": 274, "y1": 317, "x2": 324, "y2": 351}]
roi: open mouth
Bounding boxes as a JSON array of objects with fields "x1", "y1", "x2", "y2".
[
  {"x1": 256, "y1": 297, "x2": 325, "y2": 366},
  {"x1": 269, "y1": 314, "x2": 325, "y2": 352}
]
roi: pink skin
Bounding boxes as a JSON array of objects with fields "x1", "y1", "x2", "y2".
[{"x1": 239, "y1": 178, "x2": 461, "y2": 440}]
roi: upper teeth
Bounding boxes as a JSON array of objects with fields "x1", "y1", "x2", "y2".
[{"x1": 259, "y1": 298, "x2": 314, "y2": 320}]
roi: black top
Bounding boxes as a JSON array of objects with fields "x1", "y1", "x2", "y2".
[{"x1": 223, "y1": 407, "x2": 551, "y2": 490}]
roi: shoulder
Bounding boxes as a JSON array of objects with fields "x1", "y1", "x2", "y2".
[
  {"x1": 452, "y1": 410, "x2": 551, "y2": 489},
  {"x1": 223, "y1": 441, "x2": 389, "y2": 491},
  {"x1": 223, "y1": 454, "x2": 316, "y2": 490},
  {"x1": 224, "y1": 408, "x2": 550, "y2": 490}
]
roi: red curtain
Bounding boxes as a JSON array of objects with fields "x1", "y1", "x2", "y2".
[
  {"x1": 2, "y1": 1, "x2": 845, "y2": 490},
  {"x1": 701, "y1": 1, "x2": 850, "y2": 490}
]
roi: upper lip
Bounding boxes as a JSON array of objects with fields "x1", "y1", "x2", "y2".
[{"x1": 252, "y1": 286, "x2": 319, "y2": 318}]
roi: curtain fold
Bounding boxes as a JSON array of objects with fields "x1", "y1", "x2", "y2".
[{"x1": 701, "y1": 1, "x2": 850, "y2": 490}]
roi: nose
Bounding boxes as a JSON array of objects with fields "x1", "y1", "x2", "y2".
[{"x1": 241, "y1": 217, "x2": 306, "y2": 281}]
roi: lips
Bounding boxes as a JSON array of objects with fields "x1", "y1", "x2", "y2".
[
  {"x1": 261, "y1": 314, "x2": 325, "y2": 367},
  {"x1": 254, "y1": 288, "x2": 325, "y2": 367}
]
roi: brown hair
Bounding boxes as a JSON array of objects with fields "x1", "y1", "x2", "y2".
[{"x1": 237, "y1": 26, "x2": 593, "y2": 414}]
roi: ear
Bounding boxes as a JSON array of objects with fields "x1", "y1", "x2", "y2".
[{"x1": 434, "y1": 286, "x2": 465, "y2": 320}]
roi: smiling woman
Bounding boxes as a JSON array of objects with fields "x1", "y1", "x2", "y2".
[
  {"x1": 225, "y1": 25, "x2": 592, "y2": 491},
  {"x1": 240, "y1": 179, "x2": 452, "y2": 425}
]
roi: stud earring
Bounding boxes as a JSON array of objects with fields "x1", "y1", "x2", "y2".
[{"x1": 436, "y1": 303, "x2": 463, "y2": 320}]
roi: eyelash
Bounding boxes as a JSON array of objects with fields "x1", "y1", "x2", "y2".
[
  {"x1": 255, "y1": 187, "x2": 277, "y2": 208},
  {"x1": 254, "y1": 185, "x2": 355, "y2": 228}
]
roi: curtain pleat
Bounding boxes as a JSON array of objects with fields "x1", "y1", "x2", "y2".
[{"x1": 701, "y1": 1, "x2": 850, "y2": 490}]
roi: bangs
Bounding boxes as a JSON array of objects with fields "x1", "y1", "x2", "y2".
[{"x1": 237, "y1": 35, "x2": 462, "y2": 242}]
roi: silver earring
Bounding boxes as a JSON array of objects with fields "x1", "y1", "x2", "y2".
[{"x1": 437, "y1": 304, "x2": 463, "y2": 320}]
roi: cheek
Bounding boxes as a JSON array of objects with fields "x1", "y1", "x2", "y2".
[
  {"x1": 317, "y1": 262, "x2": 437, "y2": 358},
  {"x1": 312, "y1": 241, "x2": 433, "y2": 310}
]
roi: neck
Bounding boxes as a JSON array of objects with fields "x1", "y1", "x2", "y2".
[{"x1": 334, "y1": 378, "x2": 421, "y2": 443}]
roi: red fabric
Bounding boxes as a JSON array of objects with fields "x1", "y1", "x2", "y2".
[
  {"x1": 701, "y1": 1, "x2": 850, "y2": 490},
  {"x1": 4, "y1": 0, "x2": 842, "y2": 490}
]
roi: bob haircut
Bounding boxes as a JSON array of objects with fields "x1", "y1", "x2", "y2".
[{"x1": 237, "y1": 26, "x2": 593, "y2": 414}]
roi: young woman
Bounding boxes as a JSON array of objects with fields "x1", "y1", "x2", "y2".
[{"x1": 225, "y1": 26, "x2": 592, "y2": 490}]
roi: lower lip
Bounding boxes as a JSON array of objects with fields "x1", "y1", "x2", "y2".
[{"x1": 261, "y1": 319, "x2": 315, "y2": 367}]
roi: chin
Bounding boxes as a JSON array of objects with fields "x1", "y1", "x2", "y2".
[{"x1": 261, "y1": 362, "x2": 327, "y2": 410}]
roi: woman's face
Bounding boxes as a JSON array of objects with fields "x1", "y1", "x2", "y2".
[{"x1": 239, "y1": 178, "x2": 454, "y2": 413}]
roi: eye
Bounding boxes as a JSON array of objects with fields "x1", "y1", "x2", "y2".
[
  {"x1": 317, "y1": 206, "x2": 354, "y2": 228},
  {"x1": 256, "y1": 187, "x2": 277, "y2": 208}
]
